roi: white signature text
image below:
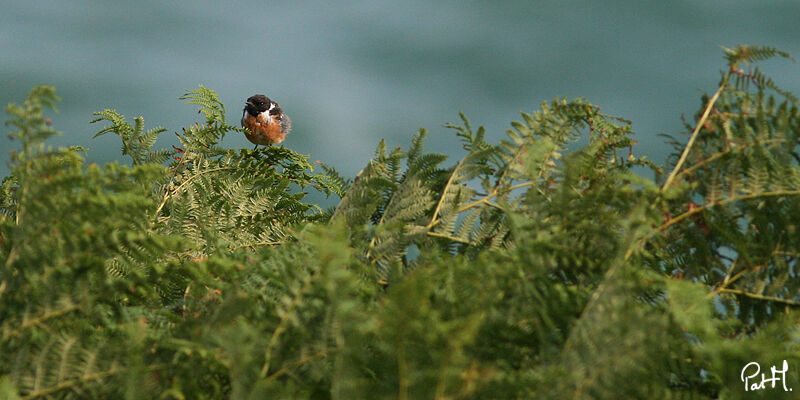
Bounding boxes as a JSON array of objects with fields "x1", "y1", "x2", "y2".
[{"x1": 741, "y1": 360, "x2": 792, "y2": 392}]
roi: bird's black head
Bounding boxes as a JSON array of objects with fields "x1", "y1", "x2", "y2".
[{"x1": 245, "y1": 94, "x2": 271, "y2": 115}]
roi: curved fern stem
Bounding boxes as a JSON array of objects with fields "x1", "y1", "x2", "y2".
[
  {"x1": 662, "y1": 74, "x2": 730, "y2": 191},
  {"x1": 22, "y1": 365, "x2": 151, "y2": 400},
  {"x1": 263, "y1": 350, "x2": 330, "y2": 383},
  {"x1": 674, "y1": 138, "x2": 789, "y2": 181},
  {"x1": 657, "y1": 189, "x2": 800, "y2": 234},
  {"x1": 152, "y1": 166, "x2": 234, "y2": 223},
  {"x1": 456, "y1": 181, "x2": 535, "y2": 214},
  {"x1": 426, "y1": 157, "x2": 469, "y2": 229},
  {"x1": 716, "y1": 288, "x2": 800, "y2": 306},
  {"x1": 8, "y1": 304, "x2": 83, "y2": 340},
  {"x1": 228, "y1": 240, "x2": 286, "y2": 251},
  {"x1": 705, "y1": 264, "x2": 748, "y2": 300},
  {"x1": 260, "y1": 266, "x2": 320, "y2": 379},
  {"x1": 625, "y1": 189, "x2": 800, "y2": 261}
]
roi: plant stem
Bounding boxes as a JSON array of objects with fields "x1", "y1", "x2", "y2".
[{"x1": 662, "y1": 75, "x2": 730, "y2": 191}]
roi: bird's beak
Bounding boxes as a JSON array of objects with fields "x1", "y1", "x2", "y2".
[{"x1": 246, "y1": 100, "x2": 255, "y2": 108}]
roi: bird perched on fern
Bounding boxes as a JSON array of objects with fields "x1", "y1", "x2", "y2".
[{"x1": 241, "y1": 94, "x2": 291, "y2": 149}]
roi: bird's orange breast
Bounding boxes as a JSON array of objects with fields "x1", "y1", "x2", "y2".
[{"x1": 242, "y1": 113, "x2": 287, "y2": 145}]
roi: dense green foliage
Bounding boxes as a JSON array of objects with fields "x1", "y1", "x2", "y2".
[{"x1": 2, "y1": 45, "x2": 800, "y2": 399}]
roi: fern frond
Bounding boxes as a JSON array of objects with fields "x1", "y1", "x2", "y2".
[
  {"x1": 5, "y1": 85, "x2": 61, "y2": 147},
  {"x1": 11, "y1": 335, "x2": 123, "y2": 399},
  {"x1": 91, "y1": 110, "x2": 171, "y2": 165},
  {"x1": 317, "y1": 162, "x2": 351, "y2": 195},
  {"x1": 723, "y1": 44, "x2": 794, "y2": 66},
  {"x1": 179, "y1": 85, "x2": 227, "y2": 126}
]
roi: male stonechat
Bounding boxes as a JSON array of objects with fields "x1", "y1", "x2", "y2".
[{"x1": 241, "y1": 94, "x2": 291, "y2": 148}]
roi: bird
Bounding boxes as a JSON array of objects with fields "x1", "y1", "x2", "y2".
[{"x1": 241, "y1": 94, "x2": 291, "y2": 149}]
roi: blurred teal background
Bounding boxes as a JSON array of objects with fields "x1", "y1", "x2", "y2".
[{"x1": 2, "y1": 1, "x2": 799, "y2": 202}]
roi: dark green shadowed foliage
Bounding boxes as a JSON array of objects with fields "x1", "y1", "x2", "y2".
[{"x1": 2, "y1": 45, "x2": 800, "y2": 399}]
